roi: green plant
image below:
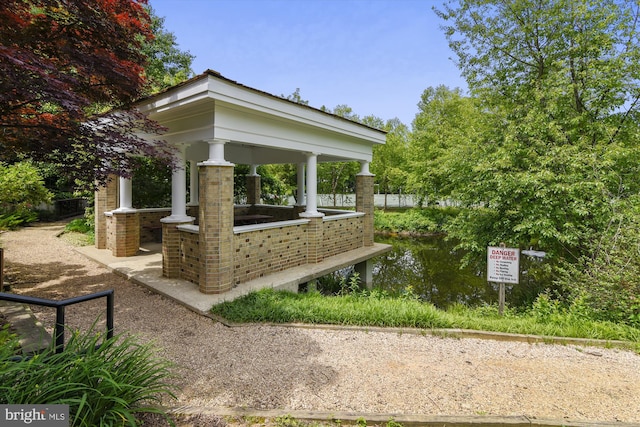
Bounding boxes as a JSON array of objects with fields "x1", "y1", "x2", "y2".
[
  {"x1": 65, "y1": 218, "x2": 93, "y2": 234},
  {"x1": 0, "y1": 210, "x2": 39, "y2": 230},
  {"x1": 0, "y1": 324, "x2": 18, "y2": 349},
  {"x1": 0, "y1": 327, "x2": 177, "y2": 426},
  {"x1": 530, "y1": 292, "x2": 562, "y2": 323},
  {"x1": 386, "y1": 419, "x2": 404, "y2": 427},
  {"x1": 211, "y1": 288, "x2": 640, "y2": 346},
  {"x1": 338, "y1": 272, "x2": 362, "y2": 296},
  {"x1": 275, "y1": 414, "x2": 300, "y2": 427}
]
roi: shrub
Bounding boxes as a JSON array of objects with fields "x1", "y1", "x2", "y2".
[
  {"x1": 0, "y1": 209, "x2": 39, "y2": 230},
  {"x1": 0, "y1": 162, "x2": 52, "y2": 210},
  {"x1": 0, "y1": 328, "x2": 177, "y2": 426},
  {"x1": 374, "y1": 207, "x2": 459, "y2": 234},
  {"x1": 65, "y1": 218, "x2": 93, "y2": 234},
  {"x1": 556, "y1": 197, "x2": 640, "y2": 327}
]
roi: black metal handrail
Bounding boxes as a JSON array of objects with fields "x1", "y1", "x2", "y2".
[{"x1": 0, "y1": 290, "x2": 114, "y2": 353}]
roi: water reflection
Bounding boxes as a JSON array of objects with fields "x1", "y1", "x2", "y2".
[{"x1": 372, "y1": 236, "x2": 545, "y2": 309}]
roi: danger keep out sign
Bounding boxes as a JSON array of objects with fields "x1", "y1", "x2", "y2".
[{"x1": 487, "y1": 246, "x2": 520, "y2": 284}]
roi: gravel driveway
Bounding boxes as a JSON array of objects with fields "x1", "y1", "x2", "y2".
[{"x1": 1, "y1": 221, "x2": 640, "y2": 425}]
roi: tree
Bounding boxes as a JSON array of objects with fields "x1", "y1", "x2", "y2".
[
  {"x1": 435, "y1": 0, "x2": 640, "y2": 318},
  {"x1": 371, "y1": 118, "x2": 410, "y2": 209},
  {"x1": 142, "y1": 6, "x2": 195, "y2": 94},
  {"x1": 281, "y1": 88, "x2": 309, "y2": 106},
  {"x1": 408, "y1": 86, "x2": 482, "y2": 207},
  {"x1": 0, "y1": 0, "x2": 176, "y2": 187}
]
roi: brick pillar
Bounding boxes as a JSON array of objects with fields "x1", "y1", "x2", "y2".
[
  {"x1": 199, "y1": 163, "x2": 235, "y2": 294},
  {"x1": 111, "y1": 212, "x2": 139, "y2": 257},
  {"x1": 161, "y1": 220, "x2": 192, "y2": 278},
  {"x1": 246, "y1": 174, "x2": 261, "y2": 205},
  {"x1": 94, "y1": 176, "x2": 118, "y2": 249},
  {"x1": 305, "y1": 216, "x2": 324, "y2": 263},
  {"x1": 356, "y1": 173, "x2": 375, "y2": 247}
]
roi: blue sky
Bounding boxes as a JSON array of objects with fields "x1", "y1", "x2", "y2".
[{"x1": 148, "y1": 0, "x2": 467, "y2": 126}]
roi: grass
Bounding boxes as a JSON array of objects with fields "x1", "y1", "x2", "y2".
[
  {"x1": 0, "y1": 327, "x2": 176, "y2": 426},
  {"x1": 211, "y1": 288, "x2": 640, "y2": 350}
]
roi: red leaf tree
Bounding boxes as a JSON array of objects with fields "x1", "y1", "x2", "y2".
[{"x1": 0, "y1": 0, "x2": 176, "y2": 186}]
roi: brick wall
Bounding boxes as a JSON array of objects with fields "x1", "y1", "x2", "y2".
[
  {"x1": 172, "y1": 207, "x2": 369, "y2": 289},
  {"x1": 322, "y1": 215, "x2": 364, "y2": 258},
  {"x1": 233, "y1": 222, "x2": 308, "y2": 285},
  {"x1": 138, "y1": 209, "x2": 171, "y2": 243}
]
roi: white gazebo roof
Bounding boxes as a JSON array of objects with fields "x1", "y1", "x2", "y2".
[{"x1": 134, "y1": 70, "x2": 387, "y2": 164}]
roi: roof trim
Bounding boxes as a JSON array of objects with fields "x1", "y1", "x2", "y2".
[{"x1": 134, "y1": 69, "x2": 387, "y2": 135}]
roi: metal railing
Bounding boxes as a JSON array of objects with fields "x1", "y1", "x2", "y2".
[{"x1": 0, "y1": 290, "x2": 114, "y2": 353}]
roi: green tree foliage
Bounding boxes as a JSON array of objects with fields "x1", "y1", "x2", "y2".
[
  {"x1": 371, "y1": 118, "x2": 410, "y2": 208},
  {"x1": 433, "y1": 0, "x2": 640, "y2": 322},
  {"x1": 233, "y1": 164, "x2": 293, "y2": 205},
  {"x1": 409, "y1": 86, "x2": 483, "y2": 207},
  {"x1": 281, "y1": 88, "x2": 309, "y2": 105},
  {"x1": 131, "y1": 156, "x2": 172, "y2": 208},
  {"x1": 0, "y1": 162, "x2": 52, "y2": 228},
  {"x1": 142, "y1": 6, "x2": 195, "y2": 95}
]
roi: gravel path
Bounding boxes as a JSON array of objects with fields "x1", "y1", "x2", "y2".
[{"x1": 2, "y1": 222, "x2": 640, "y2": 425}]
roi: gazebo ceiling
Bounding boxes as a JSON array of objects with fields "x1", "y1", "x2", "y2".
[{"x1": 135, "y1": 70, "x2": 387, "y2": 165}]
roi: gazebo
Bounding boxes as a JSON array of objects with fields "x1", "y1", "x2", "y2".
[{"x1": 94, "y1": 70, "x2": 391, "y2": 294}]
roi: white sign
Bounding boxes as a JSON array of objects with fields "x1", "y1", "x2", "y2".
[{"x1": 487, "y1": 246, "x2": 520, "y2": 284}]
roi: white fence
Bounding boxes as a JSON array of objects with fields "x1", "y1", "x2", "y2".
[{"x1": 286, "y1": 194, "x2": 418, "y2": 208}]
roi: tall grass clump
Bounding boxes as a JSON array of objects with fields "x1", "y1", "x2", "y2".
[
  {"x1": 213, "y1": 287, "x2": 444, "y2": 328},
  {"x1": 0, "y1": 328, "x2": 176, "y2": 426}
]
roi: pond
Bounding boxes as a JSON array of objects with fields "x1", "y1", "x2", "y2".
[{"x1": 371, "y1": 235, "x2": 546, "y2": 309}]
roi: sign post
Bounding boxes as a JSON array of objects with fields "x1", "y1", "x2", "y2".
[{"x1": 487, "y1": 244, "x2": 520, "y2": 314}]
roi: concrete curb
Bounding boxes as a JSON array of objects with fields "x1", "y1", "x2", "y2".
[{"x1": 164, "y1": 405, "x2": 640, "y2": 427}]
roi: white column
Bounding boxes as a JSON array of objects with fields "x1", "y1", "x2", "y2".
[
  {"x1": 162, "y1": 145, "x2": 192, "y2": 223},
  {"x1": 200, "y1": 139, "x2": 233, "y2": 166},
  {"x1": 296, "y1": 162, "x2": 306, "y2": 206},
  {"x1": 358, "y1": 160, "x2": 374, "y2": 176},
  {"x1": 300, "y1": 153, "x2": 323, "y2": 217},
  {"x1": 113, "y1": 176, "x2": 134, "y2": 212},
  {"x1": 188, "y1": 160, "x2": 199, "y2": 206}
]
